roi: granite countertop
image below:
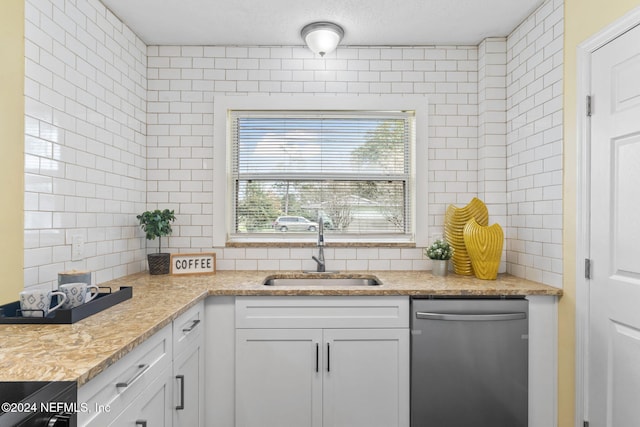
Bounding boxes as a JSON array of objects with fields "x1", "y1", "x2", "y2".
[{"x1": 0, "y1": 270, "x2": 561, "y2": 385}]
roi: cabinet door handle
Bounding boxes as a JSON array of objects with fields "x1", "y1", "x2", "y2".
[
  {"x1": 327, "y1": 342, "x2": 331, "y2": 372},
  {"x1": 315, "y1": 343, "x2": 319, "y2": 373},
  {"x1": 116, "y1": 364, "x2": 150, "y2": 389},
  {"x1": 176, "y1": 374, "x2": 185, "y2": 410},
  {"x1": 182, "y1": 319, "x2": 201, "y2": 333},
  {"x1": 135, "y1": 421, "x2": 147, "y2": 427}
]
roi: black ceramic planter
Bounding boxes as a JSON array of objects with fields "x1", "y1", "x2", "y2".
[{"x1": 148, "y1": 253, "x2": 170, "y2": 275}]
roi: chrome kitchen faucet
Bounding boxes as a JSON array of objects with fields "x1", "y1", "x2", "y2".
[{"x1": 311, "y1": 216, "x2": 326, "y2": 272}]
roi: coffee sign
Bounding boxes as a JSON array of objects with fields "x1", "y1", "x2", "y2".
[{"x1": 170, "y1": 253, "x2": 216, "y2": 275}]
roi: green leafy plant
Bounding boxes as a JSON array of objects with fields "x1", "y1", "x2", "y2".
[
  {"x1": 424, "y1": 239, "x2": 454, "y2": 260},
  {"x1": 136, "y1": 209, "x2": 176, "y2": 253}
]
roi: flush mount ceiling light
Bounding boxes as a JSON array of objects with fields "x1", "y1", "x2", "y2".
[{"x1": 301, "y1": 22, "x2": 344, "y2": 57}]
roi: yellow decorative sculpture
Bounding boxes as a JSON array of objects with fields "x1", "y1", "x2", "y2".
[
  {"x1": 463, "y1": 218, "x2": 504, "y2": 280},
  {"x1": 444, "y1": 198, "x2": 489, "y2": 275}
]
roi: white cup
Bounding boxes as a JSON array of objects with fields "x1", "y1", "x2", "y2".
[
  {"x1": 19, "y1": 289, "x2": 68, "y2": 318},
  {"x1": 59, "y1": 282, "x2": 100, "y2": 309}
]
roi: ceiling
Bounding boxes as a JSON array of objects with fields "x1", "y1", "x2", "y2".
[{"x1": 99, "y1": 0, "x2": 545, "y2": 47}]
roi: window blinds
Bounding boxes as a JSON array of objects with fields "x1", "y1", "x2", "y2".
[{"x1": 230, "y1": 111, "x2": 414, "y2": 236}]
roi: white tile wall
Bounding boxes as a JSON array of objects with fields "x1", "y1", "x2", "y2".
[
  {"x1": 478, "y1": 37, "x2": 508, "y2": 273},
  {"x1": 23, "y1": 0, "x2": 563, "y2": 285},
  {"x1": 24, "y1": 0, "x2": 147, "y2": 289},
  {"x1": 146, "y1": 45, "x2": 479, "y2": 271},
  {"x1": 506, "y1": 0, "x2": 564, "y2": 286}
]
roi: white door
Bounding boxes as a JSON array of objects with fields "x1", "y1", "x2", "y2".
[
  {"x1": 322, "y1": 328, "x2": 410, "y2": 427},
  {"x1": 235, "y1": 328, "x2": 323, "y2": 427},
  {"x1": 589, "y1": 23, "x2": 640, "y2": 427}
]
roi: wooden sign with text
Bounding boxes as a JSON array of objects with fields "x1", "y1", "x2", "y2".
[{"x1": 170, "y1": 253, "x2": 216, "y2": 275}]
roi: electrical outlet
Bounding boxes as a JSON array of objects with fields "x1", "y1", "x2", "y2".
[{"x1": 71, "y1": 235, "x2": 84, "y2": 261}]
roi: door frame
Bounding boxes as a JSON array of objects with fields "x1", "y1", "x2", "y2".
[{"x1": 575, "y1": 7, "x2": 640, "y2": 427}]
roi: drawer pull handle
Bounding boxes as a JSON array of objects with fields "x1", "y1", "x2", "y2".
[
  {"x1": 315, "y1": 343, "x2": 319, "y2": 373},
  {"x1": 116, "y1": 364, "x2": 150, "y2": 389},
  {"x1": 182, "y1": 319, "x2": 201, "y2": 333},
  {"x1": 415, "y1": 311, "x2": 527, "y2": 321},
  {"x1": 176, "y1": 374, "x2": 185, "y2": 410},
  {"x1": 327, "y1": 342, "x2": 331, "y2": 372},
  {"x1": 135, "y1": 421, "x2": 147, "y2": 427}
]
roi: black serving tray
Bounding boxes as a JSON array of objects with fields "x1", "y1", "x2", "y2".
[{"x1": 0, "y1": 286, "x2": 132, "y2": 324}]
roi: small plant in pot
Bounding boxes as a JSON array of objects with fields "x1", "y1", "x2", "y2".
[
  {"x1": 137, "y1": 209, "x2": 176, "y2": 275},
  {"x1": 424, "y1": 239, "x2": 454, "y2": 277}
]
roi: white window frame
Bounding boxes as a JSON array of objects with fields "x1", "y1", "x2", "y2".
[{"x1": 213, "y1": 95, "x2": 428, "y2": 247}]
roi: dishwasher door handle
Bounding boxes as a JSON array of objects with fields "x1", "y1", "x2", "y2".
[{"x1": 415, "y1": 311, "x2": 527, "y2": 321}]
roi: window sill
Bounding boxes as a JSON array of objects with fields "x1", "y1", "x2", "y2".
[
  {"x1": 225, "y1": 241, "x2": 416, "y2": 248},
  {"x1": 225, "y1": 235, "x2": 416, "y2": 248}
]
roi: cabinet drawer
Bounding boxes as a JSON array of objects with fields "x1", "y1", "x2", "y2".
[
  {"x1": 107, "y1": 364, "x2": 173, "y2": 427},
  {"x1": 236, "y1": 296, "x2": 409, "y2": 329},
  {"x1": 78, "y1": 324, "x2": 172, "y2": 426},
  {"x1": 173, "y1": 301, "x2": 204, "y2": 357}
]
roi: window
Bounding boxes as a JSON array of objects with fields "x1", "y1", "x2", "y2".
[
  {"x1": 213, "y1": 95, "x2": 428, "y2": 247},
  {"x1": 230, "y1": 110, "x2": 415, "y2": 240}
]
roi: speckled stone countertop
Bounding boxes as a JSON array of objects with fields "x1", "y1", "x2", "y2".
[{"x1": 0, "y1": 270, "x2": 561, "y2": 385}]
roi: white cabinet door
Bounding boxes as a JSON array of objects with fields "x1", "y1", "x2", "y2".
[
  {"x1": 322, "y1": 329, "x2": 410, "y2": 427},
  {"x1": 235, "y1": 328, "x2": 410, "y2": 427},
  {"x1": 173, "y1": 301, "x2": 204, "y2": 427},
  {"x1": 174, "y1": 341, "x2": 204, "y2": 427},
  {"x1": 236, "y1": 329, "x2": 323, "y2": 427},
  {"x1": 109, "y1": 366, "x2": 173, "y2": 427}
]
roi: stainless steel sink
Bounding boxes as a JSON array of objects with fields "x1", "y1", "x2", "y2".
[{"x1": 263, "y1": 276, "x2": 381, "y2": 286}]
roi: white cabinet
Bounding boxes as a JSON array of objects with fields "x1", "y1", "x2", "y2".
[
  {"x1": 236, "y1": 329, "x2": 323, "y2": 427},
  {"x1": 173, "y1": 301, "x2": 205, "y2": 427},
  {"x1": 234, "y1": 296, "x2": 410, "y2": 427},
  {"x1": 78, "y1": 301, "x2": 205, "y2": 427},
  {"x1": 322, "y1": 328, "x2": 409, "y2": 427}
]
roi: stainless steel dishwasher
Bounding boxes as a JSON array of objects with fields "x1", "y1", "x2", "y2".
[{"x1": 411, "y1": 297, "x2": 528, "y2": 427}]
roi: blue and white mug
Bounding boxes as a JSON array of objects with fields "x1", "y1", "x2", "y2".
[
  {"x1": 58, "y1": 282, "x2": 100, "y2": 309},
  {"x1": 19, "y1": 289, "x2": 67, "y2": 318}
]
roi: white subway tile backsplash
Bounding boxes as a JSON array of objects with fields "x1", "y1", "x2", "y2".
[
  {"x1": 234, "y1": 259, "x2": 256, "y2": 270},
  {"x1": 344, "y1": 259, "x2": 368, "y2": 271},
  {"x1": 24, "y1": 247, "x2": 53, "y2": 268},
  {"x1": 387, "y1": 260, "x2": 412, "y2": 271},
  {"x1": 24, "y1": 0, "x2": 146, "y2": 289},
  {"x1": 503, "y1": 0, "x2": 563, "y2": 286},
  {"x1": 279, "y1": 259, "x2": 302, "y2": 271},
  {"x1": 23, "y1": 0, "x2": 562, "y2": 285},
  {"x1": 146, "y1": 45, "x2": 484, "y2": 271}
]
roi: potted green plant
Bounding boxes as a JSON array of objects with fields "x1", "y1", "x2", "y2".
[
  {"x1": 137, "y1": 209, "x2": 176, "y2": 275},
  {"x1": 424, "y1": 239, "x2": 454, "y2": 277}
]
